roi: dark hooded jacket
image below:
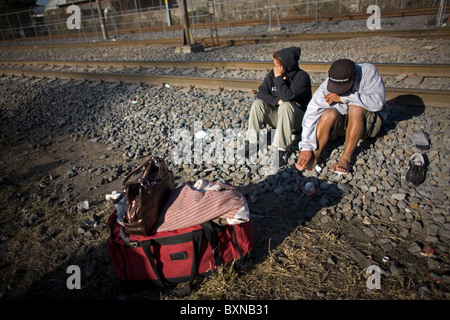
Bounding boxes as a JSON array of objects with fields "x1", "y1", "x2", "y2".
[{"x1": 257, "y1": 46, "x2": 312, "y2": 110}]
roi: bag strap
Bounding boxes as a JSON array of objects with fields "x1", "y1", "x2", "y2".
[
  {"x1": 113, "y1": 156, "x2": 171, "y2": 205},
  {"x1": 108, "y1": 213, "x2": 131, "y2": 281},
  {"x1": 231, "y1": 225, "x2": 243, "y2": 258},
  {"x1": 122, "y1": 156, "x2": 165, "y2": 185},
  {"x1": 201, "y1": 221, "x2": 223, "y2": 267},
  {"x1": 122, "y1": 158, "x2": 150, "y2": 185},
  {"x1": 140, "y1": 228, "x2": 203, "y2": 297},
  {"x1": 140, "y1": 239, "x2": 167, "y2": 289},
  {"x1": 112, "y1": 156, "x2": 161, "y2": 204}
]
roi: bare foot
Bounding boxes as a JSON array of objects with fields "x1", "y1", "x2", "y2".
[
  {"x1": 295, "y1": 150, "x2": 316, "y2": 172},
  {"x1": 331, "y1": 157, "x2": 351, "y2": 174}
]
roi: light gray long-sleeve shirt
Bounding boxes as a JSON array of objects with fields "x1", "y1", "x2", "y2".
[{"x1": 299, "y1": 63, "x2": 388, "y2": 151}]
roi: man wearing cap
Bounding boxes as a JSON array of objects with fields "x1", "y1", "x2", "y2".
[{"x1": 295, "y1": 59, "x2": 388, "y2": 174}]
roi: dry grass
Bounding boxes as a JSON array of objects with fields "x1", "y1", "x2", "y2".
[{"x1": 184, "y1": 220, "x2": 428, "y2": 301}]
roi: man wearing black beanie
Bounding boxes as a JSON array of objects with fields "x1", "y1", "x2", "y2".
[{"x1": 245, "y1": 46, "x2": 312, "y2": 168}]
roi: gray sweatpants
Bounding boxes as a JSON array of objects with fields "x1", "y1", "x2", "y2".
[{"x1": 245, "y1": 99, "x2": 304, "y2": 150}]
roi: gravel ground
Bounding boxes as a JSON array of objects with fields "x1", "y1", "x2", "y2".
[{"x1": 0, "y1": 15, "x2": 449, "y2": 301}]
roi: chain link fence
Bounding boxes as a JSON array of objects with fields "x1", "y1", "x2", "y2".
[{"x1": 0, "y1": 0, "x2": 446, "y2": 45}]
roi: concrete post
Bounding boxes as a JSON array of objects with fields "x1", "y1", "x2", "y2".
[{"x1": 96, "y1": 0, "x2": 108, "y2": 40}]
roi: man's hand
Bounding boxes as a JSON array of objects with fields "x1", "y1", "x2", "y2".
[
  {"x1": 273, "y1": 64, "x2": 284, "y2": 78},
  {"x1": 324, "y1": 93, "x2": 341, "y2": 106}
]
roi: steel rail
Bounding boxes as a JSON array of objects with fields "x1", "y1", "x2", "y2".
[
  {"x1": 2, "y1": 60, "x2": 449, "y2": 78},
  {"x1": 0, "y1": 68, "x2": 447, "y2": 108},
  {"x1": 200, "y1": 28, "x2": 450, "y2": 47},
  {"x1": 1, "y1": 28, "x2": 449, "y2": 51}
]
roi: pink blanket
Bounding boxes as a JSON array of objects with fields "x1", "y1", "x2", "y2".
[{"x1": 151, "y1": 180, "x2": 249, "y2": 233}]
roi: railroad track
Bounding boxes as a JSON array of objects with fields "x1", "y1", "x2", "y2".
[
  {"x1": 3, "y1": 60, "x2": 449, "y2": 77},
  {"x1": 1, "y1": 60, "x2": 448, "y2": 108},
  {"x1": 1, "y1": 28, "x2": 449, "y2": 51}
]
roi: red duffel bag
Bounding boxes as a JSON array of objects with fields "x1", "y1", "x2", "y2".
[{"x1": 107, "y1": 181, "x2": 254, "y2": 296}]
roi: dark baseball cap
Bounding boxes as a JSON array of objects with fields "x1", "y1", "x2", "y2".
[{"x1": 327, "y1": 59, "x2": 356, "y2": 95}]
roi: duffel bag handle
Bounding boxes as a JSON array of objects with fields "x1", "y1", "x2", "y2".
[
  {"x1": 140, "y1": 228, "x2": 203, "y2": 297},
  {"x1": 112, "y1": 156, "x2": 160, "y2": 205},
  {"x1": 201, "y1": 221, "x2": 223, "y2": 267},
  {"x1": 122, "y1": 156, "x2": 164, "y2": 186}
]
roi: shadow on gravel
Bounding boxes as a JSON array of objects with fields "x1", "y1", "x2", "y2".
[
  {"x1": 15, "y1": 241, "x2": 124, "y2": 300},
  {"x1": 384, "y1": 96, "x2": 426, "y2": 135},
  {"x1": 239, "y1": 167, "x2": 345, "y2": 265},
  {"x1": 387, "y1": 94, "x2": 426, "y2": 115},
  {"x1": 0, "y1": 160, "x2": 63, "y2": 184}
]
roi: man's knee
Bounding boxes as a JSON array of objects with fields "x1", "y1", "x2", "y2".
[
  {"x1": 348, "y1": 104, "x2": 367, "y2": 119},
  {"x1": 277, "y1": 101, "x2": 293, "y2": 115},
  {"x1": 251, "y1": 99, "x2": 266, "y2": 112},
  {"x1": 319, "y1": 108, "x2": 339, "y2": 125}
]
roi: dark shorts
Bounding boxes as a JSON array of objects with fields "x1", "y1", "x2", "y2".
[{"x1": 330, "y1": 107, "x2": 383, "y2": 141}]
